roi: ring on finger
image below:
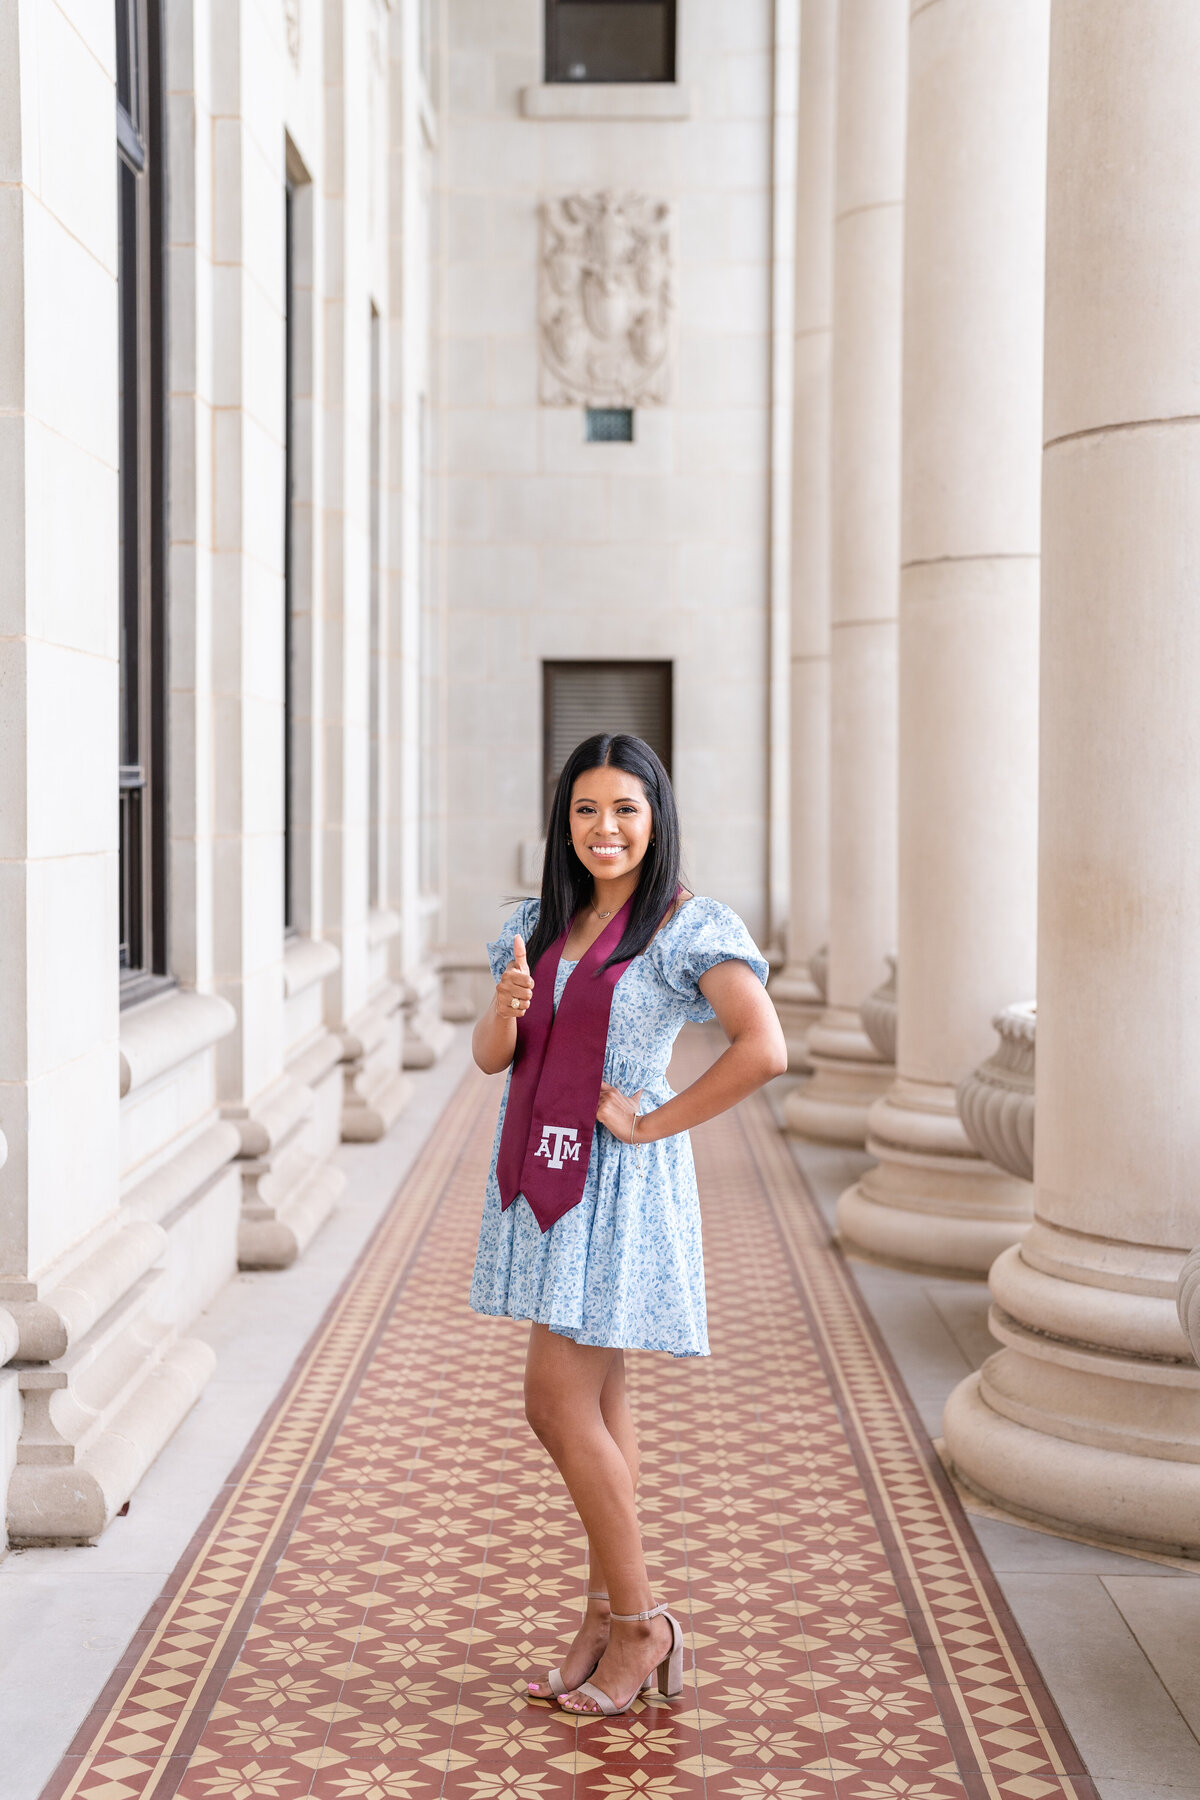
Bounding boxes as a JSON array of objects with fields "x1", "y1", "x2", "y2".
[{"x1": 511, "y1": 997, "x2": 520, "y2": 1010}]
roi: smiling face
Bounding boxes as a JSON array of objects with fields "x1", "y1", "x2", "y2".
[{"x1": 568, "y1": 764, "x2": 654, "y2": 888}]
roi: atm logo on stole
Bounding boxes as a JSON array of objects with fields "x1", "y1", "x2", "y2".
[{"x1": 535, "y1": 1125, "x2": 581, "y2": 1170}]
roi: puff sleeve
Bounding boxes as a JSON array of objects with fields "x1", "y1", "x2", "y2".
[
  {"x1": 649, "y1": 896, "x2": 770, "y2": 1024},
  {"x1": 486, "y1": 898, "x2": 541, "y2": 984}
]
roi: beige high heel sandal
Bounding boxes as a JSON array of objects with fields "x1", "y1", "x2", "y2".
[
  {"x1": 527, "y1": 1592, "x2": 656, "y2": 1700},
  {"x1": 556, "y1": 1601, "x2": 684, "y2": 1715}
]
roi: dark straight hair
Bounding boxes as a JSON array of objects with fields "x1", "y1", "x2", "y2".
[{"x1": 524, "y1": 734, "x2": 683, "y2": 974}]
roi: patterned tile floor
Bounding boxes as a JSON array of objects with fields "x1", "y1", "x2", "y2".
[{"x1": 44, "y1": 1033, "x2": 1098, "y2": 1800}]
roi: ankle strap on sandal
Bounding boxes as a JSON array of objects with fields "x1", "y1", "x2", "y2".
[
  {"x1": 610, "y1": 1601, "x2": 667, "y2": 1623},
  {"x1": 586, "y1": 1590, "x2": 609, "y2": 1601}
]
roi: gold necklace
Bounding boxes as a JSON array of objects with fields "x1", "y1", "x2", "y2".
[{"x1": 590, "y1": 900, "x2": 614, "y2": 919}]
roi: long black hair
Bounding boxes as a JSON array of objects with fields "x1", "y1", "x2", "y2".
[{"x1": 524, "y1": 734, "x2": 683, "y2": 974}]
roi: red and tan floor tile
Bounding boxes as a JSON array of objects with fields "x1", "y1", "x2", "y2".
[{"x1": 43, "y1": 1035, "x2": 1098, "y2": 1800}]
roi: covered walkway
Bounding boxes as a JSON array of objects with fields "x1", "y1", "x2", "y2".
[{"x1": 40, "y1": 1037, "x2": 1091, "y2": 1800}]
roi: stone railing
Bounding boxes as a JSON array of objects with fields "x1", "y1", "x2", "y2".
[
  {"x1": 860, "y1": 954, "x2": 897, "y2": 1064},
  {"x1": 956, "y1": 1002, "x2": 1036, "y2": 1182},
  {"x1": 1176, "y1": 1247, "x2": 1200, "y2": 1366}
]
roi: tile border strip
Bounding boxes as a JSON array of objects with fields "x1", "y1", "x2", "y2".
[
  {"x1": 43, "y1": 1069, "x2": 492, "y2": 1800},
  {"x1": 739, "y1": 1091, "x2": 1101, "y2": 1800}
]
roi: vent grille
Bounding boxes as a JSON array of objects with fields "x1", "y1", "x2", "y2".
[
  {"x1": 543, "y1": 661, "x2": 672, "y2": 823},
  {"x1": 586, "y1": 407, "x2": 634, "y2": 442}
]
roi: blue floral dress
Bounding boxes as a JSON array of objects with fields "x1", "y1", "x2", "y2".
[{"x1": 468, "y1": 895, "x2": 769, "y2": 1357}]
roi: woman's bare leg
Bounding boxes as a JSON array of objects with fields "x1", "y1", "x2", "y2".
[
  {"x1": 589, "y1": 1349, "x2": 640, "y2": 1585},
  {"x1": 529, "y1": 1349, "x2": 640, "y2": 1696},
  {"x1": 524, "y1": 1326, "x2": 670, "y2": 1706}
]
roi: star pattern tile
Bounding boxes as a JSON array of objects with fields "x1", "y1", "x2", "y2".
[{"x1": 43, "y1": 1036, "x2": 1099, "y2": 1800}]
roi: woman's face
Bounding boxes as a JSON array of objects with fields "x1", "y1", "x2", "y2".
[{"x1": 568, "y1": 765, "x2": 654, "y2": 886}]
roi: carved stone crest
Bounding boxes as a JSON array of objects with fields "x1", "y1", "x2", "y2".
[{"x1": 538, "y1": 192, "x2": 675, "y2": 407}]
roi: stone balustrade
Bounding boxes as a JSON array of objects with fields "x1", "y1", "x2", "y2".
[
  {"x1": 860, "y1": 955, "x2": 898, "y2": 1064},
  {"x1": 956, "y1": 1004, "x2": 1036, "y2": 1184}
]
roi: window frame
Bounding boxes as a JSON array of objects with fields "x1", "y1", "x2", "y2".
[{"x1": 117, "y1": 0, "x2": 170, "y2": 1007}]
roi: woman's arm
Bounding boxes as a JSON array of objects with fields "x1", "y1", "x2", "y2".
[
  {"x1": 595, "y1": 958, "x2": 788, "y2": 1143},
  {"x1": 472, "y1": 934, "x2": 534, "y2": 1074}
]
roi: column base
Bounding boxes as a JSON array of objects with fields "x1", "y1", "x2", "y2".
[
  {"x1": 9, "y1": 1334, "x2": 215, "y2": 1546},
  {"x1": 238, "y1": 1159, "x2": 346, "y2": 1268},
  {"x1": 402, "y1": 965, "x2": 456, "y2": 1068},
  {"x1": 439, "y1": 956, "x2": 490, "y2": 1024},
  {"x1": 769, "y1": 966, "x2": 824, "y2": 1073},
  {"x1": 1, "y1": 1123, "x2": 239, "y2": 1544},
  {"x1": 230, "y1": 1058, "x2": 344, "y2": 1270},
  {"x1": 836, "y1": 1077, "x2": 1033, "y2": 1276},
  {"x1": 944, "y1": 1366, "x2": 1200, "y2": 1558},
  {"x1": 942, "y1": 1226, "x2": 1200, "y2": 1554},
  {"x1": 784, "y1": 1007, "x2": 892, "y2": 1146},
  {"x1": 340, "y1": 983, "x2": 411, "y2": 1141}
]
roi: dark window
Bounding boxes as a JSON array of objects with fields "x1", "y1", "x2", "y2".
[
  {"x1": 586, "y1": 407, "x2": 634, "y2": 442},
  {"x1": 545, "y1": 0, "x2": 675, "y2": 84},
  {"x1": 542, "y1": 662, "x2": 672, "y2": 824},
  {"x1": 284, "y1": 178, "x2": 297, "y2": 933},
  {"x1": 117, "y1": 0, "x2": 167, "y2": 999}
]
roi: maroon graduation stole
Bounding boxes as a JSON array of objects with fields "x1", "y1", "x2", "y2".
[{"x1": 496, "y1": 895, "x2": 638, "y2": 1234}]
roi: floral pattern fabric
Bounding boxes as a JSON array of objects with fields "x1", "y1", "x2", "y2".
[{"x1": 468, "y1": 894, "x2": 769, "y2": 1357}]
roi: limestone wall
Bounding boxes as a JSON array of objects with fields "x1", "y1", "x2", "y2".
[{"x1": 437, "y1": 0, "x2": 779, "y2": 971}]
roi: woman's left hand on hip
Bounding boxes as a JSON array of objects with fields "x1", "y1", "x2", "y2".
[{"x1": 597, "y1": 1083, "x2": 645, "y2": 1144}]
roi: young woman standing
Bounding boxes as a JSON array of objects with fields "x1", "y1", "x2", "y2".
[{"x1": 470, "y1": 734, "x2": 787, "y2": 1717}]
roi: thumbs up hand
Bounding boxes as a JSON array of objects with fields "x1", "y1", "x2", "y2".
[{"x1": 495, "y1": 933, "x2": 535, "y2": 1020}]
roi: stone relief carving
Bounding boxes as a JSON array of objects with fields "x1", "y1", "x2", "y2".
[
  {"x1": 284, "y1": 0, "x2": 301, "y2": 64},
  {"x1": 956, "y1": 1002, "x2": 1036, "y2": 1182},
  {"x1": 539, "y1": 192, "x2": 675, "y2": 407}
]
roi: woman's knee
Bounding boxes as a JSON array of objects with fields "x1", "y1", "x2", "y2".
[{"x1": 523, "y1": 1380, "x2": 568, "y2": 1449}]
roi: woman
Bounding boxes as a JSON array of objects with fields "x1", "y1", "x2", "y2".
[{"x1": 470, "y1": 733, "x2": 787, "y2": 1717}]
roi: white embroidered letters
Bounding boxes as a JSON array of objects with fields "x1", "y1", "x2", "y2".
[{"x1": 534, "y1": 1125, "x2": 582, "y2": 1171}]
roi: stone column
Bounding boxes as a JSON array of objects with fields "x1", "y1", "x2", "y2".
[
  {"x1": 321, "y1": 1, "x2": 409, "y2": 1143},
  {"x1": 836, "y1": 0, "x2": 1049, "y2": 1273},
  {"x1": 386, "y1": 0, "x2": 454, "y2": 1071},
  {"x1": 0, "y1": 2, "x2": 220, "y2": 1541},
  {"x1": 787, "y1": 0, "x2": 905, "y2": 1146},
  {"x1": 771, "y1": 0, "x2": 836, "y2": 1077},
  {"x1": 944, "y1": 0, "x2": 1200, "y2": 1549},
  {"x1": 209, "y1": 0, "x2": 344, "y2": 1267}
]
